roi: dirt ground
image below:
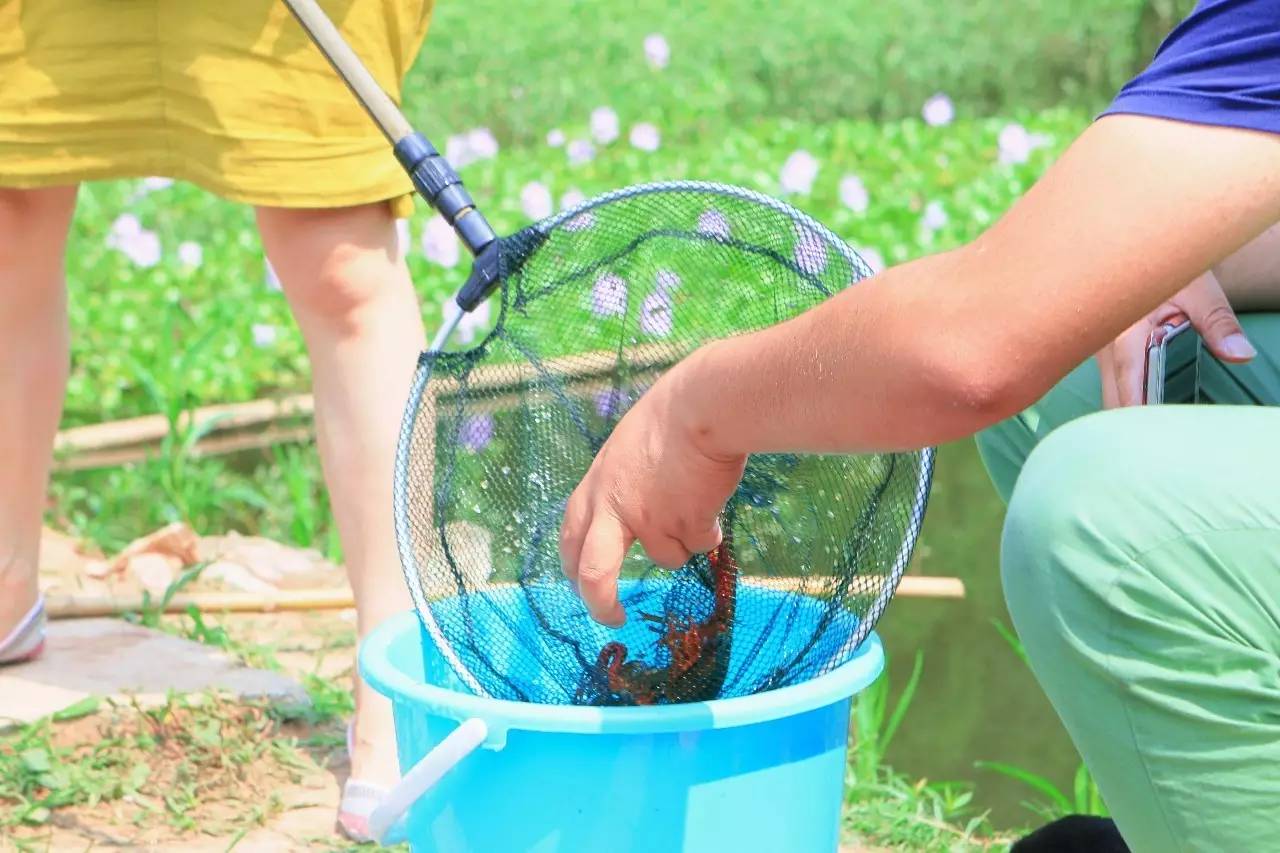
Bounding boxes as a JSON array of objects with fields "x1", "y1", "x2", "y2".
[{"x1": 3, "y1": 610, "x2": 370, "y2": 853}]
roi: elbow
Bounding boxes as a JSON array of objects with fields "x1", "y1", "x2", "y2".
[{"x1": 923, "y1": 336, "x2": 1045, "y2": 438}]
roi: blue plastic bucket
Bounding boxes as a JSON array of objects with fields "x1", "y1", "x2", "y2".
[{"x1": 360, "y1": 585, "x2": 884, "y2": 853}]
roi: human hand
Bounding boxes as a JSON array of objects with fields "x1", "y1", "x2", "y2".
[
  {"x1": 1095, "y1": 271, "x2": 1256, "y2": 408},
  {"x1": 559, "y1": 350, "x2": 747, "y2": 626}
]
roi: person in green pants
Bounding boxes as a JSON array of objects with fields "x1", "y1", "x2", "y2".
[
  {"x1": 978, "y1": 313, "x2": 1280, "y2": 851},
  {"x1": 556, "y1": 3, "x2": 1280, "y2": 850}
]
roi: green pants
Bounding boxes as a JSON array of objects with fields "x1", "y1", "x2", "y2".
[{"x1": 976, "y1": 315, "x2": 1280, "y2": 852}]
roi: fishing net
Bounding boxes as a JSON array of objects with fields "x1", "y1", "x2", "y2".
[{"x1": 394, "y1": 181, "x2": 934, "y2": 707}]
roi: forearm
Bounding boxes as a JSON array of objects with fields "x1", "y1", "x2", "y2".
[
  {"x1": 1212, "y1": 221, "x2": 1280, "y2": 311},
  {"x1": 676, "y1": 249, "x2": 1038, "y2": 458}
]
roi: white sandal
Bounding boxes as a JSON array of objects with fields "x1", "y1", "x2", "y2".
[
  {"x1": 0, "y1": 595, "x2": 46, "y2": 665},
  {"x1": 337, "y1": 722, "x2": 407, "y2": 844}
]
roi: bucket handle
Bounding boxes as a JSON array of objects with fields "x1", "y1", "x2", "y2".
[{"x1": 369, "y1": 717, "x2": 489, "y2": 843}]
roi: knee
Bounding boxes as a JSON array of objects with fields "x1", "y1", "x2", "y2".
[
  {"x1": 999, "y1": 410, "x2": 1148, "y2": 630},
  {"x1": 257, "y1": 205, "x2": 402, "y2": 335}
]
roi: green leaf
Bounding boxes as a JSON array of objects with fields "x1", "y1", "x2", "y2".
[
  {"x1": 19, "y1": 748, "x2": 52, "y2": 774},
  {"x1": 127, "y1": 761, "x2": 151, "y2": 792},
  {"x1": 974, "y1": 760, "x2": 1072, "y2": 815},
  {"x1": 52, "y1": 695, "x2": 101, "y2": 722},
  {"x1": 880, "y1": 649, "x2": 924, "y2": 756},
  {"x1": 990, "y1": 617, "x2": 1030, "y2": 667}
]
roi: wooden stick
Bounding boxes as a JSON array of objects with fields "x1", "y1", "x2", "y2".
[
  {"x1": 54, "y1": 394, "x2": 315, "y2": 456},
  {"x1": 54, "y1": 425, "x2": 316, "y2": 472},
  {"x1": 49, "y1": 344, "x2": 679, "y2": 471},
  {"x1": 45, "y1": 588, "x2": 356, "y2": 620},
  {"x1": 45, "y1": 574, "x2": 963, "y2": 620}
]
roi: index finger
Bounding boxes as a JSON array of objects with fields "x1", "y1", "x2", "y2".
[{"x1": 575, "y1": 512, "x2": 632, "y2": 627}]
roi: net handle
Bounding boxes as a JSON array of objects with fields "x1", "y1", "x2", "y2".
[{"x1": 282, "y1": 0, "x2": 412, "y2": 143}]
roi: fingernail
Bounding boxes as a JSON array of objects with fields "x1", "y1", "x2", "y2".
[{"x1": 1221, "y1": 333, "x2": 1257, "y2": 360}]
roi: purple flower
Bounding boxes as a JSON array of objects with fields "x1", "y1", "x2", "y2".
[
  {"x1": 567, "y1": 139, "x2": 596, "y2": 166},
  {"x1": 590, "y1": 107, "x2": 620, "y2": 145},
  {"x1": 780, "y1": 150, "x2": 819, "y2": 195},
  {"x1": 856, "y1": 246, "x2": 886, "y2": 275},
  {"x1": 629, "y1": 123, "x2": 660, "y2": 152},
  {"x1": 922, "y1": 93, "x2": 955, "y2": 127},
  {"x1": 467, "y1": 127, "x2": 499, "y2": 159},
  {"x1": 838, "y1": 174, "x2": 869, "y2": 214},
  {"x1": 546, "y1": 128, "x2": 566, "y2": 147},
  {"x1": 445, "y1": 128, "x2": 499, "y2": 169},
  {"x1": 108, "y1": 213, "x2": 142, "y2": 242},
  {"x1": 560, "y1": 189, "x2": 595, "y2": 231},
  {"x1": 696, "y1": 209, "x2": 731, "y2": 239},
  {"x1": 142, "y1": 176, "x2": 174, "y2": 192},
  {"x1": 640, "y1": 291, "x2": 674, "y2": 337},
  {"x1": 655, "y1": 269, "x2": 681, "y2": 292},
  {"x1": 251, "y1": 323, "x2": 278, "y2": 348},
  {"x1": 591, "y1": 272, "x2": 628, "y2": 318},
  {"x1": 178, "y1": 241, "x2": 203, "y2": 268},
  {"x1": 458, "y1": 414, "x2": 495, "y2": 453},
  {"x1": 445, "y1": 133, "x2": 473, "y2": 168},
  {"x1": 265, "y1": 259, "x2": 282, "y2": 291},
  {"x1": 997, "y1": 123, "x2": 1051, "y2": 165},
  {"x1": 107, "y1": 216, "x2": 161, "y2": 268},
  {"x1": 643, "y1": 33, "x2": 670, "y2": 69},
  {"x1": 793, "y1": 226, "x2": 828, "y2": 276},
  {"x1": 422, "y1": 215, "x2": 460, "y2": 269},
  {"x1": 921, "y1": 201, "x2": 949, "y2": 232},
  {"x1": 520, "y1": 181, "x2": 553, "y2": 221},
  {"x1": 594, "y1": 387, "x2": 628, "y2": 418}
]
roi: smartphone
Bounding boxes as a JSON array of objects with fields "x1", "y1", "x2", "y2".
[{"x1": 1142, "y1": 317, "x2": 1200, "y2": 405}]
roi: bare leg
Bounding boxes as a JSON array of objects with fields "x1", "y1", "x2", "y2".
[
  {"x1": 0, "y1": 186, "x2": 77, "y2": 642},
  {"x1": 255, "y1": 201, "x2": 422, "y2": 787}
]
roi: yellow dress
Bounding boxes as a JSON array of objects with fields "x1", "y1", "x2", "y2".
[{"x1": 0, "y1": 0, "x2": 434, "y2": 217}]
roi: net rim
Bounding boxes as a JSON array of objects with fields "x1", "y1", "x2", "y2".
[
  {"x1": 393, "y1": 179, "x2": 936, "y2": 700},
  {"x1": 538, "y1": 179, "x2": 876, "y2": 281}
]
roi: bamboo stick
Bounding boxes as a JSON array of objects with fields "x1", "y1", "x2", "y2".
[
  {"x1": 45, "y1": 588, "x2": 355, "y2": 619},
  {"x1": 50, "y1": 344, "x2": 679, "y2": 470},
  {"x1": 54, "y1": 394, "x2": 315, "y2": 456},
  {"x1": 45, "y1": 575, "x2": 963, "y2": 620}
]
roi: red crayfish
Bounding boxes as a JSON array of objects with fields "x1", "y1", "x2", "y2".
[{"x1": 589, "y1": 532, "x2": 739, "y2": 705}]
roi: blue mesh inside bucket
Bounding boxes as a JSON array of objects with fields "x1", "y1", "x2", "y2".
[{"x1": 422, "y1": 580, "x2": 857, "y2": 703}]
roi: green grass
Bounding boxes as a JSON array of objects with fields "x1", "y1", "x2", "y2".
[{"x1": 844, "y1": 652, "x2": 1014, "y2": 850}]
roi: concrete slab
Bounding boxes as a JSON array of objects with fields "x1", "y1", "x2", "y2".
[{"x1": 0, "y1": 617, "x2": 308, "y2": 726}]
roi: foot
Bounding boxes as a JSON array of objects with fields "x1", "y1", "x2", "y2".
[
  {"x1": 336, "y1": 672, "x2": 403, "y2": 842},
  {"x1": 0, "y1": 561, "x2": 42, "y2": 664}
]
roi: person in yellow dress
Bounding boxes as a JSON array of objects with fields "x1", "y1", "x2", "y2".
[{"x1": 0, "y1": 1, "x2": 436, "y2": 841}]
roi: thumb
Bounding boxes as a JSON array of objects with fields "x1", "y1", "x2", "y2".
[{"x1": 1186, "y1": 273, "x2": 1256, "y2": 363}]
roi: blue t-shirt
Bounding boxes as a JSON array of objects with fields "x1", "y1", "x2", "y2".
[{"x1": 1101, "y1": 0, "x2": 1280, "y2": 135}]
